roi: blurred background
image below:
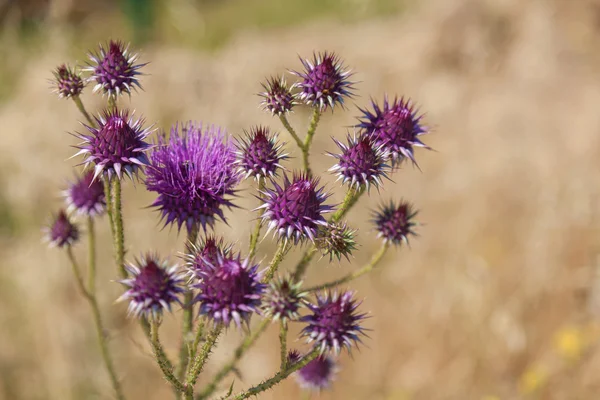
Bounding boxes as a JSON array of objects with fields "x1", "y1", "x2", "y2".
[{"x1": 2, "y1": 0, "x2": 600, "y2": 398}]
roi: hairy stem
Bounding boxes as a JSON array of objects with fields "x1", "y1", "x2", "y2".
[
  {"x1": 302, "y1": 108, "x2": 322, "y2": 176},
  {"x1": 151, "y1": 320, "x2": 187, "y2": 394},
  {"x1": 262, "y1": 242, "x2": 290, "y2": 283},
  {"x1": 72, "y1": 95, "x2": 96, "y2": 127},
  {"x1": 306, "y1": 243, "x2": 389, "y2": 292},
  {"x1": 87, "y1": 217, "x2": 96, "y2": 294},
  {"x1": 248, "y1": 180, "x2": 266, "y2": 259},
  {"x1": 279, "y1": 114, "x2": 304, "y2": 150},
  {"x1": 279, "y1": 320, "x2": 288, "y2": 370},
  {"x1": 108, "y1": 94, "x2": 117, "y2": 110},
  {"x1": 186, "y1": 326, "x2": 223, "y2": 394},
  {"x1": 292, "y1": 247, "x2": 318, "y2": 283},
  {"x1": 112, "y1": 177, "x2": 126, "y2": 278},
  {"x1": 103, "y1": 177, "x2": 116, "y2": 238}
]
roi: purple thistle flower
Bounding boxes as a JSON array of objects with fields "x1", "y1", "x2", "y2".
[
  {"x1": 291, "y1": 51, "x2": 354, "y2": 111},
  {"x1": 373, "y1": 200, "x2": 418, "y2": 246},
  {"x1": 358, "y1": 96, "x2": 429, "y2": 166},
  {"x1": 45, "y1": 210, "x2": 79, "y2": 248},
  {"x1": 73, "y1": 108, "x2": 153, "y2": 181},
  {"x1": 235, "y1": 126, "x2": 288, "y2": 181},
  {"x1": 194, "y1": 252, "x2": 265, "y2": 328},
  {"x1": 183, "y1": 235, "x2": 232, "y2": 280},
  {"x1": 315, "y1": 222, "x2": 357, "y2": 262},
  {"x1": 300, "y1": 290, "x2": 367, "y2": 354},
  {"x1": 259, "y1": 76, "x2": 297, "y2": 115},
  {"x1": 262, "y1": 277, "x2": 307, "y2": 322},
  {"x1": 145, "y1": 123, "x2": 241, "y2": 233},
  {"x1": 328, "y1": 132, "x2": 389, "y2": 191},
  {"x1": 296, "y1": 355, "x2": 339, "y2": 391},
  {"x1": 118, "y1": 254, "x2": 185, "y2": 319},
  {"x1": 51, "y1": 64, "x2": 84, "y2": 99},
  {"x1": 64, "y1": 170, "x2": 106, "y2": 217},
  {"x1": 258, "y1": 173, "x2": 334, "y2": 244},
  {"x1": 85, "y1": 40, "x2": 145, "y2": 96}
]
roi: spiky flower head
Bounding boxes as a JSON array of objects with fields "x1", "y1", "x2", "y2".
[
  {"x1": 184, "y1": 236, "x2": 232, "y2": 280},
  {"x1": 145, "y1": 122, "x2": 241, "y2": 233},
  {"x1": 259, "y1": 76, "x2": 297, "y2": 115},
  {"x1": 296, "y1": 355, "x2": 339, "y2": 391},
  {"x1": 262, "y1": 277, "x2": 307, "y2": 322},
  {"x1": 329, "y1": 132, "x2": 389, "y2": 191},
  {"x1": 300, "y1": 290, "x2": 367, "y2": 354},
  {"x1": 373, "y1": 200, "x2": 418, "y2": 246},
  {"x1": 358, "y1": 96, "x2": 428, "y2": 166},
  {"x1": 64, "y1": 170, "x2": 106, "y2": 217},
  {"x1": 45, "y1": 210, "x2": 79, "y2": 248},
  {"x1": 235, "y1": 126, "x2": 288, "y2": 181},
  {"x1": 118, "y1": 254, "x2": 185, "y2": 319},
  {"x1": 51, "y1": 64, "x2": 84, "y2": 99},
  {"x1": 292, "y1": 51, "x2": 354, "y2": 111},
  {"x1": 74, "y1": 108, "x2": 152, "y2": 181},
  {"x1": 194, "y1": 252, "x2": 265, "y2": 328},
  {"x1": 85, "y1": 40, "x2": 145, "y2": 96},
  {"x1": 315, "y1": 222, "x2": 357, "y2": 262},
  {"x1": 287, "y1": 349, "x2": 302, "y2": 365},
  {"x1": 258, "y1": 173, "x2": 334, "y2": 244}
]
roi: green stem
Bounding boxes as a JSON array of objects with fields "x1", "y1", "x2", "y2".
[
  {"x1": 87, "y1": 217, "x2": 96, "y2": 294},
  {"x1": 103, "y1": 177, "x2": 116, "y2": 238},
  {"x1": 278, "y1": 114, "x2": 304, "y2": 150},
  {"x1": 72, "y1": 96, "x2": 96, "y2": 127},
  {"x1": 228, "y1": 348, "x2": 320, "y2": 400},
  {"x1": 248, "y1": 180, "x2": 266, "y2": 259},
  {"x1": 108, "y1": 94, "x2": 117, "y2": 110},
  {"x1": 292, "y1": 248, "x2": 318, "y2": 283},
  {"x1": 151, "y1": 320, "x2": 187, "y2": 394},
  {"x1": 306, "y1": 244, "x2": 389, "y2": 292},
  {"x1": 190, "y1": 319, "x2": 205, "y2": 361},
  {"x1": 112, "y1": 177, "x2": 126, "y2": 278},
  {"x1": 186, "y1": 326, "x2": 223, "y2": 395},
  {"x1": 66, "y1": 248, "x2": 125, "y2": 400},
  {"x1": 196, "y1": 319, "x2": 270, "y2": 400},
  {"x1": 302, "y1": 108, "x2": 322, "y2": 176},
  {"x1": 262, "y1": 242, "x2": 290, "y2": 283},
  {"x1": 279, "y1": 320, "x2": 288, "y2": 370}
]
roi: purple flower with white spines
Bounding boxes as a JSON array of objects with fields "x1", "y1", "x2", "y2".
[
  {"x1": 73, "y1": 108, "x2": 153, "y2": 181},
  {"x1": 296, "y1": 355, "x2": 338, "y2": 391},
  {"x1": 194, "y1": 252, "x2": 265, "y2": 328},
  {"x1": 292, "y1": 51, "x2": 354, "y2": 111},
  {"x1": 64, "y1": 170, "x2": 106, "y2": 217},
  {"x1": 145, "y1": 122, "x2": 241, "y2": 233},
  {"x1": 258, "y1": 172, "x2": 334, "y2": 244},
  {"x1": 358, "y1": 96, "x2": 429, "y2": 166},
  {"x1": 51, "y1": 64, "x2": 84, "y2": 99},
  {"x1": 300, "y1": 290, "x2": 367, "y2": 354},
  {"x1": 262, "y1": 277, "x2": 307, "y2": 322},
  {"x1": 259, "y1": 76, "x2": 297, "y2": 115},
  {"x1": 329, "y1": 132, "x2": 389, "y2": 191},
  {"x1": 85, "y1": 40, "x2": 145, "y2": 96},
  {"x1": 373, "y1": 200, "x2": 418, "y2": 246},
  {"x1": 235, "y1": 126, "x2": 288, "y2": 181},
  {"x1": 183, "y1": 236, "x2": 232, "y2": 280},
  {"x1": 117, "y1": 254, "x2": 185, "y2": 319},
  {"x1": 45, "y1": 210, "x2": 79, "y2": 248}
]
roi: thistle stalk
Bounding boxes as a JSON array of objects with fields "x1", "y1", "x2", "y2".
[
  {"x1": 279, "y1": 320, "x2": 288, "y2": 370},
  {"x1": 111, "y1": 177, "x2": 127, "y2": 278},
  {"x1": 186, "y1": 325, "x2": 223, "y2": 396},
  {"x1": 151, "y1": 319, "x2": 187, "y2": 394},
  {"x1": 248, "y1": 180, "x2": 266, "y2": 258},
  {"x1": 262, "y1": 241, "x2": 291, "y2": 283},
  {"x1": 302, "y1": 108, "x2": 322, "y2": 176}
]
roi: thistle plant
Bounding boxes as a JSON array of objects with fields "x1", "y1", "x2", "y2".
[{"x1": 46, "y1": 41, "x2": 432, "y2": 399}]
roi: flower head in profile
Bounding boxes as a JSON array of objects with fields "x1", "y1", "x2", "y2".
[
  {"x1": 51, "y1": 64, "x2": 84, "y2": 99},
  {"x1": 358, "y1": 96, "x2": 428, "y2": 166},
  {"x1": 183, "y1": 235, "x2": 232, "y2": 280},
  {"x1": 295, "y1": 355, "x2": 339, "y2": 391},
  {"x1": 258, "y1": 173, "x2": 334, "y2": 244},
  {"x1": 85, "y1": 40, "x2": 145, "y2": 96},
  {"x1": 262, "y1": 277, "x2": 307, "y2": 322},
  {"x1": 259, "y1": 76, "x2": 297, "y2": 115},
  {"x1": 45, "y1": 210, "x2": 79, "y2": 248},
  {"x1": 300, "y1": 290, "x2": 367, "y2": 354},
  {"x1": 292, "y1": 51, "x2": 354, "y2": 111},
  {"x1": 315, "y1": 222, "x2": 357, "y2": 262},
  {"x1": 74, "y1": 108, "x2": 153, "y2": 181},
  {"x1": 372, "y1": 200, "x2": 418, "y2": 246},
  {"x1": 118, "y1": 254, "x2": 185, "y2": 319},
  {"x1": 235, "y1": 126, "x2": 288, "y2": 181},
  {"x1": 64, "y1": 170, "x2": 106, "y2": 217},
  {"x1": 194, "y1": 252, "x2": 265, "y2": 328},
  {"x1": 145, "y1": 122, "x2": 241, "y2": 233}
]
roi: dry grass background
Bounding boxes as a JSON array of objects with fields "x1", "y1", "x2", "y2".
[{"x1": 2, "y1": 0, "x2": 600, "y2": 398}]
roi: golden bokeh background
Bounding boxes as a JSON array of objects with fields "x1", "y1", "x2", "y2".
[{"x1": 2, "y1": 0, "x2": 600, "y2": 399}]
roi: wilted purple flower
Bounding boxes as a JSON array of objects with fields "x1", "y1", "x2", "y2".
[
  {"x1": 258, "y1": 173, "x2": 334, "y2": 244},
  {"x1": 64, "y1": 170, "x2": 106, "y2": 217},
  {"x1": 194, "y1": 252, "x2": 264, "y2": 328},
  {"x1": 373, "y1": 200, "x2": 418, "y2": 246},
  {"x1": 358, "y1": 96, "x2": 428, "y2": 166},
  {"x1": 262, "y1": 277, "x2": 307, "y2": 322},
  {"x1": 235, "y1": 126, "x2": 288, "y2": 181},
  {"x1": 183, "y1": 236, "x2": 232, "y2": 280},
  {"x1": 300, "y1": 291, "x2": 367, "y2": 354},
  {"x1": 118, "y1": 254, "x2": 185, "y2": 319},
  {"x1": 145, "y1": 123, "x2": 241, "y2": 233},
  {"x1": 292, "y1": 51, "x2": 354, "y2": 111},
  {"x1": 315, "y1": 222, "x2": 357, "y2": 262},
  {"x1": 51, "y1": 64, "x2": 84, "y2": 99},
  {"x1": 85, "y1": 40, "x2": 145, "y2": 96},
  {"x1": 45, "y1": 210, "x2": 79, "y2": 248},
  {"x1": 73, "y1": 108, "x2": 153, "y2": 181},
  {"x1": 296, "y1": 355, "x2": 338, "y2": 391},
  {"x1": 329, "y1": 132, "x2": 389, "y2": 191},
  {"x1": 259, "y1": 76, "x2": 297, "y2": 115}
]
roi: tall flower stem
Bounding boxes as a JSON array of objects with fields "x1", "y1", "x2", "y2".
[
  {"x1": 196, "y1": 318, "x2": 270, "y2": 399},
  {"x1": 66, "y1": 247, "x2": 125, "y2": 400},
  {"x1": 262, "y1": 242, "x2": 291, "y2": 283},
  {"x1": 111, "y1": 177, "x2": 127, "y2": 278},
  {"x1": 279, "y1": 320, "x2": 288, "y2": 370},
  {"x1": 72, "y1": 96, "x2": 96, "y2": 127},
  {"x1": 103, "y1": 177, "x2": 116, "y2": 238},
  {"x1": 87, "y1": 217, "x2": 96, "y2": 293},
  {"x1": 248, "y1": 180, "x2": 266, "y2": 259},
  {"x1": 306, "y1": 243, "x2": 389, "y2": 292},
  {"x1": 302, "y1": 108, "x2": 322, "y2": 176},
  {"x1": 151, "y1": 320, "x2": 187, "y2": 394},
  {"x1": 186, "y1": 325, "x2": 223, "y2": 397},
  {"x1": 279, "y1": 114, "x2": 304, "y2": 150},
  {"x1": 228, "y1": 348, "x2": 320, "y2": 400}
]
